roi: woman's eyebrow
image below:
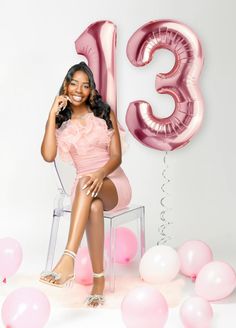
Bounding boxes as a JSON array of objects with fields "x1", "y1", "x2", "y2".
[{"x1": 71, "y1": 79, "x2": 89, "y2": 84}]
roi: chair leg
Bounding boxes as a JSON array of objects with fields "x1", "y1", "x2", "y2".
[
  {"x1": 108, "y1": 221, "x2": 116, "y2": 293},
  {"x1": 45, "y1": 212, "x2": 61, "y2": 271},
  {"x1": 139, "y1": 206, "x2": 146, "y2": 258}
]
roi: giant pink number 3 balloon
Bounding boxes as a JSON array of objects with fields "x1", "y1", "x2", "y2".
[{"x1": 126, "y1": 20, "x2": 204, "y2": 151}]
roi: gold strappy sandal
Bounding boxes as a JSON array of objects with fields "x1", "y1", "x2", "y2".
[
  {"x1": 39, "y1": 249, "x2": 76, "y2": 288},
  {"x1": 84, "y1": 271, "x2": 105, "y2": 307}
]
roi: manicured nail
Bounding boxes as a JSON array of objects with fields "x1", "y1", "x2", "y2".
[
  {"x1": 86, "y1": 190, "x2": 90, "y2": 195},
  {"x1": 91, "y1": 192, "x2": 94, "y2": 197},
  {"x1": 82, "y1": 185, "x2": 87, "y2": 190}
]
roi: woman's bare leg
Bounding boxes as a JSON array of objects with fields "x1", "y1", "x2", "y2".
[
  {"x1": 43, "y1": 176, "x2": 118, "y2": 288},
  {"x1": 85, "y1": 177, "x2": 118, "y2": 306},
  {"x1": 85, "y1": 198, "x2": 104, "y2": 307}
]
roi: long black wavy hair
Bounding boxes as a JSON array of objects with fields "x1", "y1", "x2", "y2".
[{"x1": 55, "y1": 62, "x2": 113, "y2": 129}]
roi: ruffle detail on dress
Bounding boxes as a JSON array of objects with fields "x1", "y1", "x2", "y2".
[
  {"x1": 55, "y1": 120, "x2": 77, "y2": 163},
  {"x1": 55, "y1": 114, "x2": 114, "y2": 162},
  {"x1": 55, "y1": 113, "x2": 129, "y2": 162}
]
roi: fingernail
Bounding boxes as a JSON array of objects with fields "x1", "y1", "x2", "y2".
[
  {"x1": 91, "y1": 192, "x2": 94, "y2": 197},
  {"x1": 82, "y1": 185, "x2": 87, "y2": 190},
  {"x1": 94, "y1": 193, "x2": 98, "y2": 197},
  {"x1": 86, "y1": 190, "x2": 90, "y2": 195}
]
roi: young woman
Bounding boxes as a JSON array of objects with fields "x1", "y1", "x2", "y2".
[{"x1": 40, "y1": 62, "x2": 132, "y2": 307}]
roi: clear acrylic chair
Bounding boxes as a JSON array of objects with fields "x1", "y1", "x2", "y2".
[{"x1": 44, "y1": 159, "x2": 146, "y2": 292}]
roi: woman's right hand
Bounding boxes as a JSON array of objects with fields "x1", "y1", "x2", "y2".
[{"x1": 50, "y1": 95, "x2": 70, "y2": 115}]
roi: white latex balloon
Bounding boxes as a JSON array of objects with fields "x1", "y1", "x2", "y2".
[{"x1": 139, "y1": 245, "x2": 180, "y2": 284}]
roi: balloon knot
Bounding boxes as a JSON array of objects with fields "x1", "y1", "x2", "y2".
[
  {"x1": 3, "y1": 278, "x2": 7, "y2": 284},
  {"x1": 191, "y1": 275, "x2": 196, "y2": 282}
]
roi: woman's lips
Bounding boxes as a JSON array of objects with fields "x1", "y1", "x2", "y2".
[{"x1": 72, "y1": 95, "x2": 82, "y2": 102}]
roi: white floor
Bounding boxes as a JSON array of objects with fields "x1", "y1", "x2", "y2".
[
  {"x1": 1, "y1": 216, "x2": 236, "y2": 327},
  {"x1": 1, "y1": 260, "x2": 236, "y2": 327}
]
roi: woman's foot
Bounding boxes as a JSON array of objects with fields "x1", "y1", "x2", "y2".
[
  {"x1": 87, "y1": 274, "x2": 105, "y2": 307},
  {"x1": 40, "y1": 250, "x2": 75, "y2": 286}
]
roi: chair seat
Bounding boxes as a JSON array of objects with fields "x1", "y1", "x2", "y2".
[{"x1": 62, "y1": 200, "x2": 143, "y2": 218}]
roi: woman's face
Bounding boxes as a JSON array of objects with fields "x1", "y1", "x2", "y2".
[{"x1": 67, "y1": 70, "x2": 91, "y2": 106}]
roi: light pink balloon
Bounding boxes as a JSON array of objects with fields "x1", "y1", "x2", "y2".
[
  {"x1": 178, "y1": 240, "x2": 213, "y2": 281},
  {"x1": 105, "y1": 227, "x2": 138, "y2": 264},
  {"x1": 139, "y1": 245, "x2": 180, "y2": 284},
  {"x1": 180, "y1": 297, "x2": 213, "y2": 328},
  {"x1": 0, "y1": 237, "x2": 23, "y2": 282},
  {"x1": 121, "y1": 286, "x2": 168, "y2": 328},
  {"x1": 195, "y1": 261, "x2": 236, "y2": 301},
  {"x1": 1, "y1": 287, "x2": 50, "y2": 328},
  {"x1": 74, "y1": 247, "x2": 93, "y2": 285},
  {"x1": 126, "y1": 19, "x2": 204, "y2": 151}
]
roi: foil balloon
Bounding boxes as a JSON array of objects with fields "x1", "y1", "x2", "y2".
[
  {"x1": 75, "y1": 20, "x2": 126, "y2": 143},
  {"x1": 126, "y1": 20, "x2": 204, "y2": 151},
  {"x1": 75, "y1": 20, "x2": 117, "y2": 116}
]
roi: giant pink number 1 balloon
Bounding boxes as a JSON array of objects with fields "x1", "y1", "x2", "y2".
[
  {"x1": 75, "y1": 20, "x2": 126, "y2": 137},
  {"x1": 75, "y1": 20, "x2": 117, "y2": 116},
  {"x1": 126, "y1": 20, "x2": 204, "y2": 151}
]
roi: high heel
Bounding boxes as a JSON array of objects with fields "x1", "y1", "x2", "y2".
[
  {"x1": 39, "y1": 249, "x2": 76, "y2": 288},
  {"x1": 84, "y1": 271, "x2": 105, "y2": 307}
]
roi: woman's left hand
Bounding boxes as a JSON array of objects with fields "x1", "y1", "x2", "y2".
[{"x1": 81, "y1": 170, "x2": 105, "y2": 197}]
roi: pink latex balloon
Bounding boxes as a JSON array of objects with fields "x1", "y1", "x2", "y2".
[
  {"x1": 195, "y1": 261, "x2": 236, "y2": 301},
  {"x1": 1, "y1": 287, "x2": 50, "y2": 328},
  {"x1": 178, "y1": 240, "x2": 213, "y2": 281},
  {"x1": 180, "y1": 297, "x2": 213, "y2": 328},
  {"x1": 0, "y1": 237, "x2": 23, "y2": 283},
  {"x1": 121, "y1": 285, "x2": 168, "y2": 328},
  {"x1": 126, "y1": 19, "x2": 204, "y2": 151},
  {"x1": 105, "y1": 227, "x2": 138, "y2": 264},
  {"x1": 74, "y1": 247, "x2": 93, "y2": 285},
  {"x1": 139, "y1": 245, "x2": 180, "y2": 284}
]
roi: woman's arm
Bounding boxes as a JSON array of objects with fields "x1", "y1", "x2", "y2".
[
  {"x1": 99, "y1": 110, "x2": 122, "y2": 178},
  {"x1": 41, "y1": 95, "x2": 68, "y2": 162}
]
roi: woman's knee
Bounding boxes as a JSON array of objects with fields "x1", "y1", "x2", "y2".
[
  {"x1": 75, "y1": 176, "x2": 90, "y2": 194},
  {"x1": 90, "y1": 199, "x2": 104, "y2": 218}
]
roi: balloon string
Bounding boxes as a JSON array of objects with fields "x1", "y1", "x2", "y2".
[{"x1": 157, "y1": 151, "x2": 173, "y2": 245}]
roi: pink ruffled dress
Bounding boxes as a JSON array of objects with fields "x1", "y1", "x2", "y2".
[{"x1": 55, "y1": 112, "x2": 132, "y2": 212}]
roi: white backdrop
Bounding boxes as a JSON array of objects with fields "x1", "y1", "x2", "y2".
[{"x1": 0, "y1": 0, "x2": 235, "y2": 276}]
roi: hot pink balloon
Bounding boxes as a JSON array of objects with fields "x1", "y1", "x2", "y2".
[
  {"x1": 74, "y1": 247, "x2": 93, "y2": 285},
  {"x1": 1, "y1": 287, "x2": 50, "y2": 328},
  {"x1": 195, "y1": 261, "x2": 236, "y2": 301},
  {"x1": 180, "y1": 297, "x2": 213, "y2": 328},
  {"x1": 178, "y1": 240, "x2": 213, "y2": 281},
  {"x1": 0, "y1": 237, "x2": 23, "y2": 283},
  {"x1": 121, "y1": 286, "x2": 168, "y2": 328},
  {"x1": 126, "y1": 19, "x2": 204, "y2": 151},
  {"x1": 105, "y1": 227, "x2": 138, "y2": 264}
]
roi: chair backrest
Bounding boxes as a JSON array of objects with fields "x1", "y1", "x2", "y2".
[{"x1": 52, "y1": 157, "x2": 76, "y2": 196}]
